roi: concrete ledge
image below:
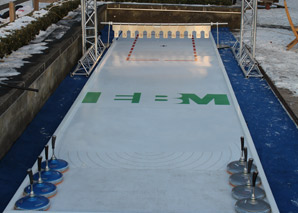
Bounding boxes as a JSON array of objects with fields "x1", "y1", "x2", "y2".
[
  {"x1": 0, "y1": 26, "x2": 82, "y2": 159},
  {"x1": 259, "y1": 65, "x2": 298, "y2": 126}
]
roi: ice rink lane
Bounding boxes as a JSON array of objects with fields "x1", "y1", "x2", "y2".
[{"x1": 4, "y1": 33, "x2": 279, "y2": 212}]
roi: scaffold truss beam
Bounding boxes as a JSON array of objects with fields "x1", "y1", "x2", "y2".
[
  {"x1": 71, "y1": 37, "x2": 105, "y2": 77},
  {"x1": 81, "y1": 0, "x2": 97, "y2": 54},
  {"x1": 72, "y1": 0, "x2": 105, "y2": 77},
  {"x1": 232, "y1": 0, "x2": 262, "y2": 78}
]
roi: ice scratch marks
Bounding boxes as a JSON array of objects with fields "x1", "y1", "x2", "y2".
[{"x1": 64, "y1": 150, "x2": 235, "y2": 171}]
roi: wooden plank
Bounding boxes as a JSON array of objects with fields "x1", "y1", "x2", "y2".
[
  {"x1": 33, "y1": 0, "x2": 39, "y2": 11},
  {"x1": 9, "y1": 2, "x2": 16, "y2": 22},
  {"x1": 284, "y1": 0, "x2": 298, "y2": 50}
]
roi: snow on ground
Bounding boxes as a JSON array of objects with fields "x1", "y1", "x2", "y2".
[
  {"x1": 0, "y1": 2, "x2": 50, "y2": 37},
  {"x1": 0, "y1": 9, "x2": 80, "y2": 83},
  {"x1": 0, "y1": 1, "x2": 49, "y2": 25},
  {"x1": 0, "y1": 43, "x2": 48, "y2": 81},
  {"x1": 232, "y1": 0, "x2": 298, "y2": 96},
  {"x1": 0, "y1": 15, "x2": 36, "y2": 37},
  {"x1": 255, "y1": 0, "x2": 298, "y2": 96},
  {"x1": 0, "y1": 0, "x2": 81, "y2": 83},
  {"x1": 258, "y1": 0, "x2": 298, "y2": 27},
  {"x1": 256, "y1": 27, "x2": 298, "y2": 93}
]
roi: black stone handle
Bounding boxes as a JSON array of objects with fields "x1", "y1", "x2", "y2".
[
  {"x1": 38, "y1": 156, "x2": 42, "y2": 172},
  {"x1": 244, "y1": 147, "x2": 248, "y2": 162},
  {"x1": 45, "y1": 145, "x2": 49, "y2": 160},
  {"x1": 52, "y1": 135, "x2": 56, "y2": 150},
  {"x1": 27, "y1": 169, "x2": 34, "y2": 185},
  {"x1": 248, "y1": 158, "x2": 254, "y2": 173},
  {"x1": 241, "y1": 136, "x2": 244, "y2": 151},
  {"x1": 252, "y1": 171, "x2": 258, "y2": 187}
]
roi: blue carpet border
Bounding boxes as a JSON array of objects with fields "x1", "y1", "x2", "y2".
[{"x1": 213, "y1": 27, "x2": 298, "y2": 213}]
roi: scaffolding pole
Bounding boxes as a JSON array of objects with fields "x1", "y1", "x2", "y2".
[
  {"x1": 232, "y1": 0, "x2": 262, "y2": 78},
  {"x1": 72, "y1": 0, "x2": 105, "y2": 77}
]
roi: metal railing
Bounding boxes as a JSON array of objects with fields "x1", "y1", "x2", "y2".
[{"x1": 101, "y1": 21, "x2": 228, "y2": 48}]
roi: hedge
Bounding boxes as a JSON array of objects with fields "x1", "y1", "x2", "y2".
[{"x1": 0, "y1": 0, "x2": 80, "y2": 58}]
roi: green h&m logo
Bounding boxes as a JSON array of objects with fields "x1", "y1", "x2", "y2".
[
  {"x1": 177, "y1": 93, "x2": 230, "y2": 105},
  {"x1": 82, "y1": 92, "x2": 230, "y2": 105}
]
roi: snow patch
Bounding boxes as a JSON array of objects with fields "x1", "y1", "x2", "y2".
[
  {"x1": 0, "y1": 7, "x2": 80, "y2": 83},
  {"x1": 291, "y1": 199, "x2": 298, "y2": 208},
  {"x1": 256, "y1": 27, "x2": 298, "y2": 96},
  {"x1": 1, "y1": 4, "x2": 49, "y2": 37},
  {"x1": 33, "y1": 9, "x2": 48, "y2": 18},
  {"x1": 15, "y1": 5, "x2": 33, "y2": 18},
  {"x1": 234, "y1": 0, "x2": 298, "y2": 96},
  {"x1": 0, "y1": 16, "x2": 35, "y2": 37},
  {"x1": 0, "y1": 42, "x2": 48, "y2": 83}
]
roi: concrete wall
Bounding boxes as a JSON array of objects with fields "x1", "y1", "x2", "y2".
[
  {"x1": 106, "y1": 4, "x2": 241, "y2": 29},
  {"x1": 0, "y1": 27, "x2": 82, "y2": 159}
]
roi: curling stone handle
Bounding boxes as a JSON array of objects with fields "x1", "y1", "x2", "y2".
[
  {"x1": 248, "y1": 158, "x2": 253, "y2": 173},
  {"x1": 241, "y1": 136, "x2": 244, "y2": 151},
  {"x1": 52, "y1": 135, "x2": 56, "y2": 150},
  {"x1": 27, "y1": 169, "x2": 34, "y2": 185},
  {"x1": 252, "y1": 171, "x2": 258, "y2": 187},
  {"x1": 45, "y1": 145, "x2": 49, "y2": 160},
  {"x1": 38, "y1": 156, "x2": 42, "y2": 172},
  {"x1": 244, "y1": 147, "x2": 247, "y2": 162}
]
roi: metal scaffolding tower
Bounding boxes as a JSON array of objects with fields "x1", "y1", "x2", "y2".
[
  {"x1": 72, "y1": 0, "x2": 106, "y2": 76},
  {"x1": 232, "y1": 0, "x2": 262, "y2": 78}
]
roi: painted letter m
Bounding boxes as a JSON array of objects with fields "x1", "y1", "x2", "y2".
[{"x1": 178, "y1": 94, "x2": 230, "y2": 105}]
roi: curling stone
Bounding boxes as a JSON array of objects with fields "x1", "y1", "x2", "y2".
[
  {"x1": 229, "y1": 158, "x2": 261, "y2": 187},
  {"x1": 227, "y1": 138, "x2": 257, "y2": 174},
  {"x1": 24, "y1": 156, "x2": 57, "y2": 198},
  {"x1": 232, "y1": 171, "x2": 265, "y2": 200},
  {"x1": 15, "y1": 169, "x2": 50, "y2": 211},
  {"x1": 34, "y1": 145, "x2": 63, "y2": 185},
  {"x1": 41, "y1": 135, "x2": 69, "y2": 173},
  {"x1": 235, "y1": 171, "x2": 271, "y2": 213}
]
